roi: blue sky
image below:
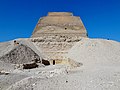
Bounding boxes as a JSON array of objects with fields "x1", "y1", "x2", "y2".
[{"x1": 0, "y1": 0, "x2": 120, "y2": 42}]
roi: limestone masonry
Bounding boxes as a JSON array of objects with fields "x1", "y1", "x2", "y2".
[
  {"x1": 31, "y1": 12, "x2": 88, "y2": 60},
  {"x1": 32, "y1": 12, "x2": 87, "y2": 37}
]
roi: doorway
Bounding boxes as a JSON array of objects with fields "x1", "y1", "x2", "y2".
[{"x1": 53, "y1": 60, "x2": 55, "y2": 65}]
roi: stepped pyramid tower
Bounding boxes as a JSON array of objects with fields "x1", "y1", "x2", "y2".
[
  {"x1": 32, "y1": 12, "x2": 87, "y2": 37},
  {"x1": 31, "y1": 12, "x2": 88, "y2": 60}
]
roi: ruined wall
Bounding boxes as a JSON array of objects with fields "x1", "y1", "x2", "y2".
[{"x1": 31, "y1": 34, "x2": 83, "y2": 60}]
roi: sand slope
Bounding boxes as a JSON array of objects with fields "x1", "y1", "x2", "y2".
[
  {"x1": 0, "y1": 38, "x2": 120, "y2": 90},
  {"x1": 67, "y1": 38, "x2": 120, "y2": 67}
]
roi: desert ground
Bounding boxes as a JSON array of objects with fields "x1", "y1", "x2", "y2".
[{"x1": 0, "y1": 38, "x2": 120, "y2": 90}]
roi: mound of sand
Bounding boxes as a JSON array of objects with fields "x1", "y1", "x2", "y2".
[
  {"x1": 5, "y1": 38, "x2": 120, "y2": 90},
  {"x1": 66, "y1": 38, "x2": 120, "y2": 67}
]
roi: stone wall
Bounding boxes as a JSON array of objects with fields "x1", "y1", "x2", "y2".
[
  {"x1": 48, "y1": 12, "x2": 73, "y2": 16},
  {"x1": 31, "y1": 33, "x2": 83, "y2": 59}
]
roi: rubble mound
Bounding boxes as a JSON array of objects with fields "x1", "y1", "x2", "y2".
[{"x1": 0, "y1": 44, "x2": 41, "y2": 64}]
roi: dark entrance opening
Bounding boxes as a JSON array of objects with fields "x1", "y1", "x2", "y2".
[
  {"x1": 23, "y1": 63, "x2": 38, "y2": 69},
  {"x1": 65, "y1": 28, "x2": 67, "y2": 30},
  {"x1": 53, "y1": 60, "x2": 55, "y2": 65},
  {"x1": 42, "y1": 59, "x2": 50, "y2": 66}
]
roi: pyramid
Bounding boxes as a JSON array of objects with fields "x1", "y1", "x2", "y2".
[{"x1": 31, "y1": 12, "x2": 88, "y2": 60}]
